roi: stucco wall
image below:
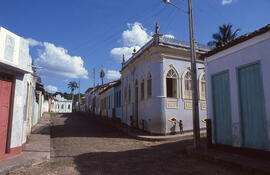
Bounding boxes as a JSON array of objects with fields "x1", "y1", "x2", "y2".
[
  {"x1": 114, "y1": 84, "x2": 122, "y2": 118},
  {"x1": 0, "y1": 26, "x2": 34, "y2": 149},
  {"x1": 106, "y1": 87, "x2": 114, "y2": 118},
  {"x1": 121, "y1": 53, "x2": 207, "y2": 134},
  {"x1": 205, "y1": 31, "x2": 270, "y2": 150}
]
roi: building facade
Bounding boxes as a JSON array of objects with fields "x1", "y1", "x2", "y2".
[
  {"x1": 204, "y1": 24, "x2": 270, "y2": 151},
  {"x1": 55, "y1": 94, "x2": 72, "y2": 113},
  {"x1": 121, "y1": 33, "x2": 209, "y2": 135},
  {"x1": 0, "y1": 26, "x2": 35, "y2": 159}
]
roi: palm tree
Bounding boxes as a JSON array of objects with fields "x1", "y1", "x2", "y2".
[
  {"x1": 207, "y1": 24, "x2": 240, "y2": 47},
  {"x1": 68, "y1": 81, "x2": 78, "y2": 104}
]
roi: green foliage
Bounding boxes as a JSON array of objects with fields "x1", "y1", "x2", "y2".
[
  {"x1": 67, "y1": 81, "x2": 78, "y2": 93},
  {"x1": 208, "y1": 24, "x2": 240, "y2": 47},
  {"x1": 47, "y1": 91, "x2": 84, "y2": 101}
]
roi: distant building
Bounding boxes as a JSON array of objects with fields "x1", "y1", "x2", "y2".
[
  {"x1": 54, "y1": 94, "x2": 72, "y2": 113},
  {"x1": 99, "y1": 80, "x2": 121, "y2": 119},
  {"x1": 203, "y1": 24, "x2": 270, "y2": 151}
]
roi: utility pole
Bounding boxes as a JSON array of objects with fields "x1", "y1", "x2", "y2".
[
  {"x1": 93, "y1": 68, "x2": 95, "y2": 88},
  {"x1": 100, "y1": 65, "x2": 105, "y2": 86},
  {"x1": 78, "y1": 79, "x2": 80, "y2": 111},
  {"x1": 188, "y1": 0, "x2": 200, "y2": 149},
  {"x1": 163, "y1": 0, "x2": 200, "y2": 149}
]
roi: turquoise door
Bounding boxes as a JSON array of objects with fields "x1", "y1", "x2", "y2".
[
  {"x1": 212, "y1": 71, "x2": 232, "y2": 145},
  {"x1": 238, "y1": 62, "x2": 268, "y2": 150}
]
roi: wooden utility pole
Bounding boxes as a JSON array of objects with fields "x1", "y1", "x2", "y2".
[
  {"x1": 188, "y1": 0, "x2": 200, "y2": 149},
  {"x1": 163, "y1": 0, "x2": 200, "y2": 149},
  {"x1": 78, "y1": 79, "x2": 80, "y2": 111},
  {"x1": 93, "y1": 68, "x2": 95, "y2": 88}
]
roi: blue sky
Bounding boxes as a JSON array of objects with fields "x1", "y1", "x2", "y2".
[{"x1": 1, "y1": 0, "x2": 269, "y2": 93}]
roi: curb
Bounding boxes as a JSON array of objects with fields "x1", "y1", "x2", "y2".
[
  {"x1": 87, "y1": 114, "x2": 205, "y2": 142},
  {"x1": 0, "y1": 154, "x2": 49, "y2": 175}
]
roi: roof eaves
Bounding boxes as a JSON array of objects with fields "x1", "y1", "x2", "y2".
[{"x1": 201, "y1": 24, "x2": 270, "y2": 59}]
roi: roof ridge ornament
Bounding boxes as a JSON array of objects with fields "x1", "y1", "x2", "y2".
[{"x1": 155, "y1": 22, "x2": 159, "y2": 35}]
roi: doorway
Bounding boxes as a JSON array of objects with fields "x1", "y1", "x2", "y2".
[
  {"x1": 212, "y1": 71, "x2": 232, "y2": 145},
  {"x1": 0, "y1": 73, "x2": 13, "y2": 155},
  {"x1": 238, "y1": 62, "x2": 268, "y2": 150}
]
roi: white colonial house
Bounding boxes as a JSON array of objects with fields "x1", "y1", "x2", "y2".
[
  {"x1": 54, "y1": 94, "x2": 72, "y2": 113},
  {"x1": 203, "y1": 24, "x2": 270, "y2": 151},
  {"x1": 120, "y1": 27, "x2": 210, "y2": 135}
]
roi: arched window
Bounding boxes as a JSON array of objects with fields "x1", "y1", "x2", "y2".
[
  {"x1": 61, "y1": 104, "x2": 64, "y2": 109},
  {"x1": 58, "y1": 104, "x2": 59, "y2": 109},
  {"x1": 199, "y1": 72, "x2": 206, "y2": 100},
  {"x1": 68, "y1": 104, "x2": 70, "y2": 109},
  {"x1": 141, "y1": 77, "x2": 144, "y2": 100},
  {"x1": 147, "y1": 72, "x2": 152, "y2": 98},
  {"x1": 182, "y1": 69, "x2": 192, "y2": 99},
  {"x1": 166, "y1": 68, "x2": 178, "y2": 98}
]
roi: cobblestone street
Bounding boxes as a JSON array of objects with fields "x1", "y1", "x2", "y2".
[{"x1": 9, "y1": 113, "x2": 243, "y2": 175}]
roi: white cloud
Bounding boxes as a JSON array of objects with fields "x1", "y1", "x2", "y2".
[
  {"x1": 110, "y1": 46, "x2": 140, "y2": 63},
  {"x1": 110, "y1": 22, "x2": 175, "y2": 63},
  {"x1": 222, "y1": 0, "x2": 233, "y2": 5},
  {"x1": 122, "y1": 22, "x2": 152, "y2": 47},
  {"x1": 106, "y1": 70, "x2": 121, "y2": 80},
  {"x1": 35, "y1": 42, "x2": 89, "y2": 79},
  {"x1": 46, "y1": 85, "x2": 58, "y2": 93},
  {"x1": 164, "y1": 34, "x2": 175, "y2": 39},
  {"x1": 110, "y1": 22, "x2": 151, "y2": 62},
  {"x1": 26, "y1": 38, "x2": 43, "y2": 47}
]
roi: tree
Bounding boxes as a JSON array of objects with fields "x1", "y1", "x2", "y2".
[
  {"x1": 67, "y1": 81, "x2": 78, "y2": 104},
  {"x1": 207, "y1": 24, "x2": 240, "y2": 47}
]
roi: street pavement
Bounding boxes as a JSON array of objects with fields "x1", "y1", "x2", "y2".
[{"x1": 8, "y1": 113, "x2": 245, "y2": 175}]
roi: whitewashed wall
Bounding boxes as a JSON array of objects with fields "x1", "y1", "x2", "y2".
[
  {"x1": 205, "y1": 31, "x2": 270, "y2": 149},
  {"x1": 0, "y1": 26, "x2": 33, "y2": 149},
  {"x1": 121, "y1": 54, "x2": 207, "y2": 134}
]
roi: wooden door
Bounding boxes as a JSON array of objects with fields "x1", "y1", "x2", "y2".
[
  {"x1": 212, "y1": 71, "x2": 232, "y2": 145},
  {"x1": 0, "y1": 73, "x2": 13, "y2": 154},
  {"x1": 238, "y1": 62, "x2": 268, "y2": 150}
]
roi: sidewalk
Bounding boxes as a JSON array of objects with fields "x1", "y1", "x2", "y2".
[
  {"x1": 0, "y1": 113, "x2": 51, "y2": 175},
  {"x1": 86, "y1": 113, "x2": 206, "y2": 141},
  {"x1": 184, "y1": 144, "x2": 270, "y2": 175}
]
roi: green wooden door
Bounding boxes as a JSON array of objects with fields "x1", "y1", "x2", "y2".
[
  {"x1": 238, "y1": 62, "x2": 268, "y2": 150},
  {"x1": 212, "y1": 71, "x2": 232, "y2": 145}
]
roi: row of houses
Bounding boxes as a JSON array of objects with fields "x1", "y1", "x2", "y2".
[
  {"x1": 80, "y1": 24, "x2": 270, "y2": 152},
  {"x1": 0, "y1": 26, "x2": 72, "y2": 161},
  {"x1": 81, "y1": 25, "x2": 210, "y2": 135}
]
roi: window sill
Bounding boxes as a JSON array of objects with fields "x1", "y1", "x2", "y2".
[{"x1": 166, "y1": 97, "x2": 178, "y2": 99}]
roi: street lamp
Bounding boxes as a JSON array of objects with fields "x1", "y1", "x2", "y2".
[{"x1": 163, "y1": 0, "x2": 200, "y2": 149}]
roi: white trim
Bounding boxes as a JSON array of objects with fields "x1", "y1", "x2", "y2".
[
  {"x1": 163, "y1": 65, "x2": 180, "y2": 99},
  {"x1": 198, "y1": 71, "x2": 206, "y2": 101},
  {"x1": 181, "y1": 68, "x2": 192, "y2": 100}
]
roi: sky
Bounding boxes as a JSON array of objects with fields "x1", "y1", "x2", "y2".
[{"x1": 1, "y1": 0, "x2": 269, "y2": 93}]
